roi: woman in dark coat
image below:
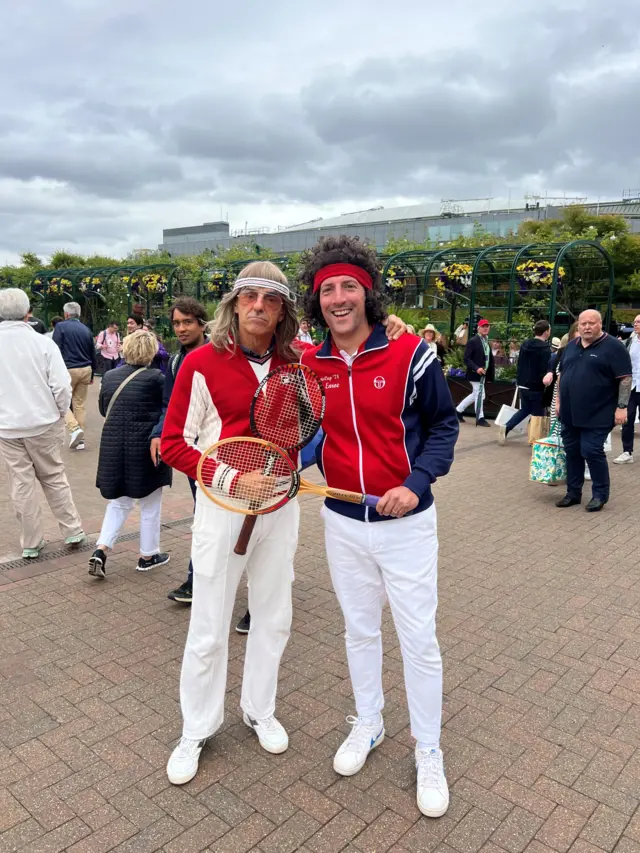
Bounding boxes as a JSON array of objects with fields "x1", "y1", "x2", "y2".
[{"x1": 88, "y1": 330, "x2": 173, "y2": 579}]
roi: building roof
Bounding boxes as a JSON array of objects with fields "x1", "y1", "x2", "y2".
[{"x1": 279, "y1": 199, "x2": 640, "y2": 232}]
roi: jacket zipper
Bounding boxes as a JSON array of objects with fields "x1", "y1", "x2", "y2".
[
  {"x1": 346, "y1": 362, "x2": 369, "y2": 521},
  {"x1": 317, "y1": 344, "x2": 388, "y2": 523}
]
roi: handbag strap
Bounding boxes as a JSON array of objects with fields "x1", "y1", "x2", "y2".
[
  {"x1": 549, "y1": 382, "x2": 561, "y2": 436},
  {"x1": 105, "y1": 367, "x2": 146, "y2": 421},
  {"x1": 511, "y1": 386, "x2": 519, "y2": 407}
]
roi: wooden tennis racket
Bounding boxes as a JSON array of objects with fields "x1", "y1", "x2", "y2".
[
  {"x1": 196, "y1": 437, "x2": 381, "y2": 522},
  {"x1": 234, "y1": 363, "x2": 325, "y2": 555}
]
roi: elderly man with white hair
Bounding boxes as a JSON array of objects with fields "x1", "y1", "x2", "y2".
[
  {"x1": 52, "y1": 301, "x2": 97, "y2": 450},
  {"x1": 0, "y1": 289, "x2": 85, "y2": 558}
]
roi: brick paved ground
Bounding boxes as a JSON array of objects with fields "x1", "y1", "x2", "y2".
[{"x1": 1, "y1": 387, "x2": 638, "y2": 853}]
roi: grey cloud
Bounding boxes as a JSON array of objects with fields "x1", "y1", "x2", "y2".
[{"x1": 1, "y1": 0, "x2": 639, "y2": 261}]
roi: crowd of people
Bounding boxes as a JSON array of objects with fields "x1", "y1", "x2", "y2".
[{"x1": 0, "y1": 239, "x2": 637, "y2": 819}]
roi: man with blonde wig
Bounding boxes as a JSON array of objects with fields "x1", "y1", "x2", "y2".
[
  {"x1": 161, "y1": 262, "x2": 305, "y2": 784},
  {"x1": 161, "y1": 262, "x2": 406, "y2": 784},
  {"x1": 0, "y1": 288, "x2": 85, "y2": 558}
]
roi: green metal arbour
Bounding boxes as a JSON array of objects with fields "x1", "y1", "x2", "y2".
[
  {"x1": 386, "y1": 239, "x2": 616, "y2": 334},
  {"x1": 422, "y1": 247, "x2": 480, "y2": 337},
  {"x1": 380, "y1": 250, "x2": 437, "y2": 309},
  {"x1": 29, "y1": 264, "x2": 183, "y2": 323}
]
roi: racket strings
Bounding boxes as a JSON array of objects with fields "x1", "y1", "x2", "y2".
[
  {"x1": 201, "y1": 439, "x2": 294, "y2": 513},
  {"x1": 251, "y1": 366, "x2": 324, "y2": 450}
]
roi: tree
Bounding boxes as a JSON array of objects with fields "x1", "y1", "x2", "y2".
[
  {"x1": 49, "y1": 250, "x2": 87, "y2": 268},
  {"x1": 20, "y1": 252, "x2": 42, "y2": 268}
]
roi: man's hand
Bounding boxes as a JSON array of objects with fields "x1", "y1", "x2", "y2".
[
  {"x1": 376, "y1": 486, "x2": 419, "y2": 518},
  {"x1": 542, "y1": 372, "x2": 554, "y2": 386},
  {"x1": 615, "y1": 407, "x2": 628, "y2": 426},
  {"x1": 150, "y1": 437, "x2": 162, "y2": 465},
  {"x1": 477, "y1": 367, "x2": 486, "y2": 375},
  {"x1": 235, "y1": 470, "x2": 277, "y2": 503},
  {"x1": 384, "y1": 314, "x2": 407, "y2": 340}
]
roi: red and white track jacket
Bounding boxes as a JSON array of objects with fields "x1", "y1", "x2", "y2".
[
  {"x1": 300, "y1": 323, "x2": 459, "y2": 522},
  {"x1": 160, "y1": 342, "x2": 292, "y2": 488}
]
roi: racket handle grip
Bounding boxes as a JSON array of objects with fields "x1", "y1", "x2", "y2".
[
  {"x1": 234, "y1": 515, "x2": 258, "y2": 556},
  {"x1": 364, "y1": 494, "x2": 381, "y2": 508}
]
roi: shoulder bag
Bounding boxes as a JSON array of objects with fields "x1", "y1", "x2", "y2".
[{"x1": 105, "y1": 367, "x2": 146, "y2": 422}]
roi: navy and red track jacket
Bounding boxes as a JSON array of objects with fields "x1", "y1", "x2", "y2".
[
  {"x1": 160, "y1": 343, "x2": 295, "y2": 488},
  {"x1": 300, "y1": 323, "x2": 459, "y2": 522}
]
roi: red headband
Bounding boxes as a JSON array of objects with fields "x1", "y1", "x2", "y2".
[{"x1": 313, "y1": 263, "x2": 373, "y2": 293}]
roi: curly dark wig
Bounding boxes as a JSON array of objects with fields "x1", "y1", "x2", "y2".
[{"x1": 300, "y1": 235, "x2": 387, "y2": 329}]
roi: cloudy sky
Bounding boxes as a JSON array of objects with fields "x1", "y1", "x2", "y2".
[{"x1": 1, "y1": 0, "x2": 638, "y2": 264}]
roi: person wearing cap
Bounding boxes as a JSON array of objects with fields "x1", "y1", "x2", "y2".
[
  {"x1": 300, "y1": 235, "x2": 459, "y2": 818},
  {"x1": 498, "y1": 320, "x2": 551, "y2": 445},
  {"x1": 159, "y1": 261, "x2": 407, "y2": 785},
  {"x1": 456, "y1": 319, "x2": 494, "y2": 426}
]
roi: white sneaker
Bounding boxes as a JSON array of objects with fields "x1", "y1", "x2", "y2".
[
  {"x1": 584, "y1": 465, "x2": 591, "y2": 481},
  {"x1": 69, "y1": 428, "x2": 84, "y2": 449},
  {"x1": 613, "y1": 451, "x2": 634, "y2": 464},
  {"x1": 243, "y1": 712, "x2": 288, "y2": 754},
  {"x1": 333, "y1": 715, "x2": 385, "y2": 776},
  {"x1": 167, "y1": 737, "x2": 206, "y2": 785},
  {"x1": 75, "y1": 442, "x2": 85, "y2": 451},
  {"x1": 497, "y1": 425, "x2": 507, "y2": 445},
  {"x1": 416, "y1": 748, "x2": 449, "y2": 817}
]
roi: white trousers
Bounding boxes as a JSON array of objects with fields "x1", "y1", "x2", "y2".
[
  {"x1": 457, "y1": 381, "x2": 484, "y2": 418},
  {"x1": 97, "y1": 487, "x2": 163, "y2": 556},
  {"x1": 322, "y1": 504, "x2": 442, "y2": 746},
  {"x1": 180, "y1": 495, "x2": 299, "y2": 740}
]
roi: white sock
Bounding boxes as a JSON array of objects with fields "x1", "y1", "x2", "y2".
[
  {"x1": 416, "y1": 742, "x2": 439, "y2": 752},
  {"x1": 360, "y1": 714, "x2": 383, "y2": 728}
]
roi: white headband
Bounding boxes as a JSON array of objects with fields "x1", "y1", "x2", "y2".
[{"x1": 233, "y1": 276, "x2": 295, "y2": 303}]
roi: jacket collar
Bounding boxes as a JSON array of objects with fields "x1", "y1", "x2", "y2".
[
  {"x1": 316, "y1": 322, "x2": 389, "y2": 358},
  {"x1": 0, "y1": 320, "x2": 30, "y2": 331}
]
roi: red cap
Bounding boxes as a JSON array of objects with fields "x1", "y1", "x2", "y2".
[{"x1": 478, "y1": 319, "x2": 490, "y2": 327}]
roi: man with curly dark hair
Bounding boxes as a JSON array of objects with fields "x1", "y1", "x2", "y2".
[
  {"x1": 302, "y1": 235, "x2": 388, "y2": 330},
  {"x1": 299, "y1": 235, "x2": 459, "y2": 818}
]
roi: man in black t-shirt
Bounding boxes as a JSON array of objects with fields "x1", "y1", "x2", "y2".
[
  {"x1": 26, "y1": 305, "x2": 46, "y2": 334},
  {"x1": 556, "y1": 310, "x2": 632, "y2": 512}
]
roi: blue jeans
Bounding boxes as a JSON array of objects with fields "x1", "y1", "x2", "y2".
[
  {"x1": 505, "y1": 389, "x2": 544, "y2": 434},
  {"x1": 186, "y1": 477, "x2": 196, "y2": 586},
  {"x1": 561, "y1": 424, "x2": 611, "y2": 502}
]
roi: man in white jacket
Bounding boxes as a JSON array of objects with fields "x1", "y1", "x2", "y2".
[{"x1": 0, "y1": 289, "x2": 85, "y2": 558}]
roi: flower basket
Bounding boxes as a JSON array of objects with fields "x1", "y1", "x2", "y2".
[
  {"x1": 436, "y1": 263, "x2": 472, "y2": 294},
  {"x1": 79, "y1": 276, "x2": 102, "y2": 293},
  {"x1": 516, "y1": 260, "x2": 565, "y2": 293},
  {"x1": 32, "y1": 277, "x2": 72, "y2": 296},
  {"x1": 204, "y1": 270, "x2": 226, "y2": 295},
  {"x1": 384, "y1": 268, "x2": 406, "y2": 297},
  {"x1": 123, "y1": 274, "x2": 168, "y2": 298}
]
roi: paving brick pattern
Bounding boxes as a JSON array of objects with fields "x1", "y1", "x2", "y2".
[{"x1": 1, "y1": 387, "x2": 638, "y2": 852}]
